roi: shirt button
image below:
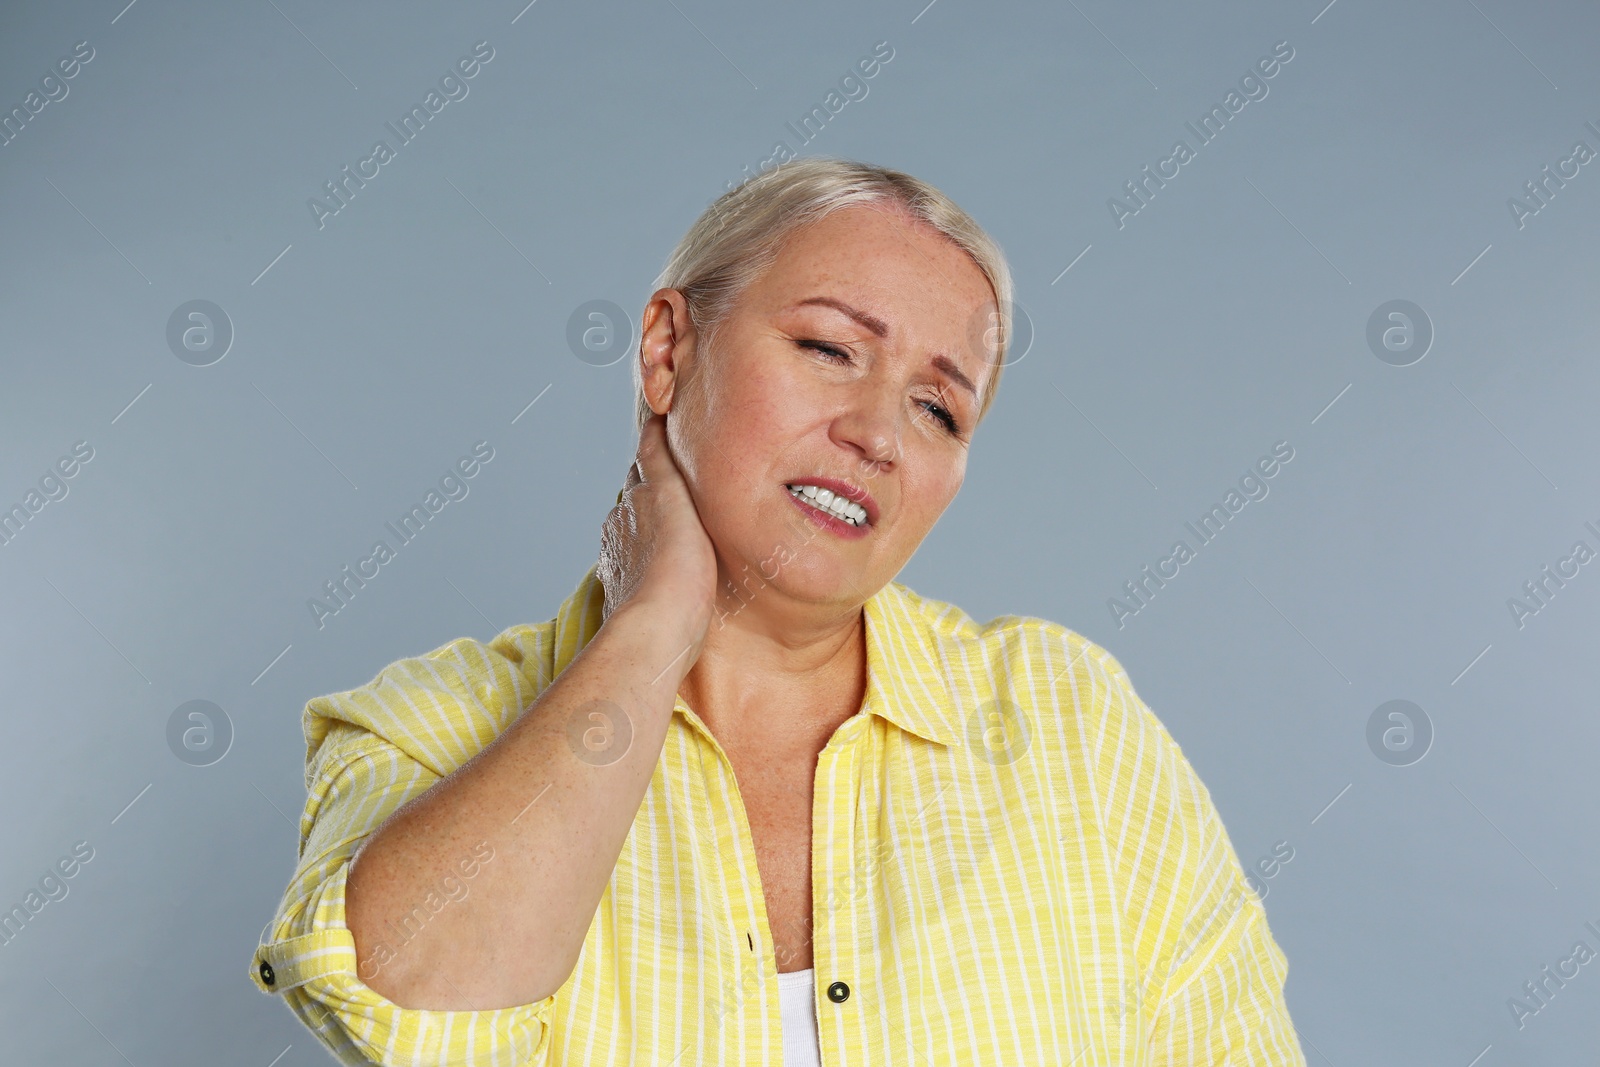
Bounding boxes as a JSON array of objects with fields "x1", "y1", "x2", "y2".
[
  {"x1": 826, "y1": 981, "x2": 850, "y2": 1003},
  {"x1": 259, "y1": 959, "x2": 276, "y2": 987}
]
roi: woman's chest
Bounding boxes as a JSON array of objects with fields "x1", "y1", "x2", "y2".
[
  {"x1": 549, "y1": 733, "x2": 1146, "y2": 1064},
  {"x1": 740, "y1": 776, "x2": 819, "y2": 972}
]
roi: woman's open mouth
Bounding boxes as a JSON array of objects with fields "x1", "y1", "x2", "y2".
[{"x1": 784, "y1": 483, "x2": 873, "y2": 536}]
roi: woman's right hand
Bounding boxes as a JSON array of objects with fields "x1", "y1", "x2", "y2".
[{"x1": 597, "y1": 412, "x2": 718, "y2": 650}]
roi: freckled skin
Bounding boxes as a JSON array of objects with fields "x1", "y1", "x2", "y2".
[
  {"x1": 634, "y1": 201, "x2": 999, "y2": 974},
  {"x1": 641, "y1": 201, "x2": 999, "y2": 618}
]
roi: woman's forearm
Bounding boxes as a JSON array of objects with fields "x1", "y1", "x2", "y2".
[{"x1": 343, "y1": 597, "x2": 699, "y2": 1010}]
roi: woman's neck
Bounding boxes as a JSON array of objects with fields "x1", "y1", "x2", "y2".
[{"x1": 677, "y1": 596, "x2": 868, "y2": 756}]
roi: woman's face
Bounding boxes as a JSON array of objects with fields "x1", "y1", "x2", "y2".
[{"x1": 643, "y1": 201, "x2": 999, "y2": 610}]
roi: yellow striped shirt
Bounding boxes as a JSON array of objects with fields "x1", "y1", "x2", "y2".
[{"x1": 249, "y1": 563, "x2": 1307, "y2": 1065}]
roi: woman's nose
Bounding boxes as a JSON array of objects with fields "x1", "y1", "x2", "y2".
[
  {"x1": 865, "y1": 431, "x2": 898, "y2": 470},
  {"x1": 827, "y1": 368, "x2": 911, "y2": 468},
  {"x1": 833, "y1": 402, "x2": 900, "y2": 474}
]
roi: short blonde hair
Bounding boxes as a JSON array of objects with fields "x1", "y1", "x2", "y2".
[{"x1": 634, "y1": 156, "x2": 1014, "y2": 433}]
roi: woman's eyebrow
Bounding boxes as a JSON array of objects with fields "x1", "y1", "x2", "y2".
[
  {"x1": 930, "y1": 354, "x2": 978, "y2": 398},
  {"x1": 790, "y1": 295, "x2": 979, "y2": 398},
  {"x1": 792, "y1": 296, "x2": 889, "y2": 338}
]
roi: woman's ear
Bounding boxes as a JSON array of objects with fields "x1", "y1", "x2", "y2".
[{"x1": 639, "y1": 288, "x2": 696, "y2": 416}]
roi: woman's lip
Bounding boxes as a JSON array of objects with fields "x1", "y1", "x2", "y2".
[
  {"x1": 784, "y1": 486, "x2": 872, "y2": 538},
  {"x1": 782, "y1": 477, "x2": 879, "y2": 526}
]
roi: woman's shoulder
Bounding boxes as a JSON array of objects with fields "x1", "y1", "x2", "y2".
[
  {"x1": 889, "y1": 580, "x2": 1188, "y2": 775},
  {"x1": 300, "y1": 619, "x2": 559, "y2": 781},
  {"x1": 891, "y1": 579, "x2": 1140, "y2": 703}
]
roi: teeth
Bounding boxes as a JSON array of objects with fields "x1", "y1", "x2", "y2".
[{"x1": 787, "y1": 484, "x2": 868, "y2": 526}]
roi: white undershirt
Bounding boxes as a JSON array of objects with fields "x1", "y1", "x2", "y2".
[{"x1": 776, "y1": 967, "x2": 821, "y2": 1067}]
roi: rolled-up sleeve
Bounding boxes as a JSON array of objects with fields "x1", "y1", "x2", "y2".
[{"x1": 248, "y1": 719, "x2": 556, "y2": 1066}]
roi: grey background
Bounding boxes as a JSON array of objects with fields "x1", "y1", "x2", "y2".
[{"x1": 1, "y1": 0, "x2": 1594, "y2": 1063}]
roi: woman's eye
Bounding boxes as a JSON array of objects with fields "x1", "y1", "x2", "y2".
[
  {"x1": 920, "y1": 400, "x2": 961, "y2": 435},
  {"x1": 800, "y1": 340, "x2": 964, "y2": 437},
  {"x1": 799, "y1": 340, "x2": 851, "y2": 362}
]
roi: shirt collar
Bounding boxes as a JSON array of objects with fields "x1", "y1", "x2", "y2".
[{"x1": 546, "y1": 564, "x2": 965, "y2": 750}]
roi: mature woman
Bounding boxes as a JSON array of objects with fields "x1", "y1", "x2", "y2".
[{"x1": 250, "y1": 158, "x2": 1307, "y2": 1066}]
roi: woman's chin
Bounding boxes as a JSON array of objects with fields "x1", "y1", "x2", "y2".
[{"x1": 714, "y1": 547, "x2": 858, "y2": 606}]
